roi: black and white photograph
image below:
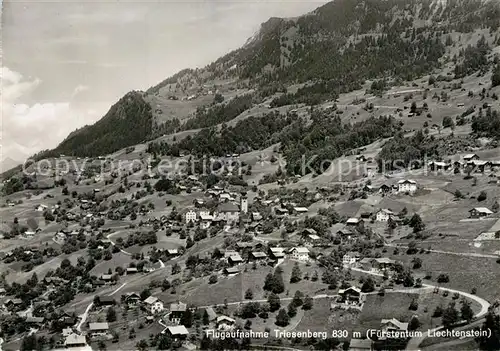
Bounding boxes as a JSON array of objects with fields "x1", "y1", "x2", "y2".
[{"x1": 1, "y1": 0, "x2": 500, "y2": 350}]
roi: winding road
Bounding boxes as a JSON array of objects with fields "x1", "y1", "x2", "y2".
[{"x1": 349, "y1": 267, "x2": 491, "y2": 350}]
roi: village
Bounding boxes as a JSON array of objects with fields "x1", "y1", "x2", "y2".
[{"x1": 0, "y1": 136, "x2": 499, "y2": 350}]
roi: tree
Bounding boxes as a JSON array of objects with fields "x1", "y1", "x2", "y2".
[
  {"x1": 477, "y1": 191, "x2": 487, "y2": 202},
  {"x1": 410, "y1": 101, "x2": 417, "y2": 113},
  {"x1": 98, "y1": 341, "x2": 107, "y2": 351},
  {"x1": 408, "y1": 316, "x2": 421, "y2": 331},
  {"x1": 492, "y1": 201, "x2": 499, "y2": 213},
  {"x1": 442, "y1": 116, "x2": 455, "y2": 129},
  {"x1": 287, "y1": 303, "x2": 297, "y2": 318},
  {"x1": 264, "y1": 269, "x2": 285, "y2": 294},
  {"x1": 157, "y1": 334, "x2": 172, "y2": 350},
  {"x1": 136, "y1": 339, "x2": 149, "y2": 351},
  {"x1": 202, "y1": 310, "x2": 209, "y2": 325},
  {"x1": 161, "y1": 279, "x2": 171, "y2": 291},
  {"x1": 290, "y1": 262, "x2": 302, "y2": 283},
  {"x1": 409, "y1": 214, "x2": 425, "y2": 233},
  {"x1": 437, "y1": 274, "x2": 450, "y2": 283},
  {"x1": 433, "y1": 305, "x2": 444, "y2": 318},
  {"x1": 291, "y1": 290, "x2": 304, "y2": 307},
  {"x1": 442, "y1": 302, "x2": 460, "y2": 328},
  {"x1": 275, "y1": 308, "x2": 290, "y2": 327},
  {"x1": 492, "y1": 64, "x2": 500, "y2": 87},
  {"x1": 106, "y1": 307, "x2": 117, "y2": 322},
  {"x1": 477, "y1": 311, "x2": 500, "y2": 350},
  {"x1": 245, "y1": 289, "x2": 253, "y2": 300},
  {"x1": 268, "y1": 293, "x2": 281, "y2": 312},
  {"x1": 460, "y1": 301, "x2": 474, "y2": 322},
  {"x1": 140, "y1": 289, "x2": 151, "y2": 300},
  {"x1": 214, "y1": 93, "x2": 224, "y2": 103},
  {"x1": 209, "y1": 274, "x2": 218, "y2": 284},
  {"x1": 361, "y1": 277, "x2": 375, "y2": 292},
  {"x1": 412, "y1": 257, "x2": 422, "y2": 269},
  {"x1": 409, "y1": 299, "x2": 419, "y2": 311},
  {"x1": 244, "y1": 319, "x2": 252, "y2": 330},
  {"x1": 180, "y1": 308, "x2": 193, "y2": 328},
  {"x1": 302, "y1": 295, "x2": 313, "y2": 310}
]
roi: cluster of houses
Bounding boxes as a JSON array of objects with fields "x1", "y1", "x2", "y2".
[
  {"x1": 342, "y1": 253, "x2": 398, "y2": 273},
  {"x1": 221, "y1": 245, "x2": 311, "y2": 276},
  {"x1": 183, "y1": 191, "x2": 248, "y2": 227},
  {"x1": 429, "y1": 153, "x2": 500, "y2": 175}
]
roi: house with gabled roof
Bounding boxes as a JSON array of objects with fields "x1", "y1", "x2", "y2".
[
  {"x1": 169, "y1": 302, "x2": 187, "y2": 324},
  {"x1": 336, "y1": 228, "x2": 355, "y2": 242},
  {"x1": 428, "y1": 161, "x2": 451, "y2": 171},
  {"x1": 216, "y1": 202, "x2": 239, "y2": 222},
  {"x1": 469, "y1": 207, "x2": 493, "y2": 218},
  {"x1": 337, "y1": 286, "x2": 363, "y2": 305},
  {"x1": 165, "y1": 325, "x2": 189, "y2": 339},
  {"x1": 143, "y1": 296, "x2": 164, "y2": 314},
  {"x1": 398, "y1": 179, "x2": 417, "y2": 194},
  {"x1": 463, "y1": 153, "x2": 480, "y2": 162},
  {"x1": 380, "y1": 318, "x2": 409, "y2": 333},
  {"x1": 89, "y1": 322, "x2": 109, "y2": 337},
  {"x1": 376, "y1": 209, "x2": 395, "y2": 222},
  {"x1": 124, "y1": 292, "x2": 141, "y2": 306},
  {"x1": 216, "y1": 315, "x2": 236, "y2": 331},
  {"x1": 289, "y1": 247, "x2": 310, "y2": 261},
  {"x1": 224, "y1": 267, "x2": 239, "y2": 276},
  {"x1": 249, "y1": 251, "x2": 267, "y2": 261},
  {"x1": 228, "y1": 253, "x2": 243, "y2": 266},
  {"x1": 64, "y1": 333, "x2": 87, "y2": 348},
  {"x1": 269, "y1": 247, "x2": 285, "y2": 260},
  {"x1": 343, "y1": 252, "x2": 360, "y2": 265},
  {"x1": 346, "y1": 217, "x2": 361, "y2": 226}
]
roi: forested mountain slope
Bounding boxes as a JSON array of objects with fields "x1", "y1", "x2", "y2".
[{"x1": 29, "y1": 0, "x2": 500, "y2": 161}]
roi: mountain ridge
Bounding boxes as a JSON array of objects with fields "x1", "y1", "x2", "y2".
[{"x1": 21, "y1": 0, "x2": 500, "y2": 163}]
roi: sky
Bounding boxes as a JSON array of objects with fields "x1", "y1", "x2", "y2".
[{"x1": 1, "y1": 0, "x2": 327, "y2": 170}]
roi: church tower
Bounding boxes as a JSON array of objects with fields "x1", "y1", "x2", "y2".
[{"x1": 240, "y1": 192, "x2": 248, "y2": 214}]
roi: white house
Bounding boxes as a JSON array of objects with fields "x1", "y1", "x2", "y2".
[
  {"x1": 293, "y1": 207, "x2": 308, "y2": 214},
  {"x1": 398, "y1": 180, "x2": 417, "y2": 194},
  {"x1": 216, "y1": 316, "x2": 236, "y2": 331},
  {"x1": 289, "y1": 247, "x2": 310, "y2": 261},
  {"x1": 185, "y1": 210, "x2": 197, "y2": 224},
  {"x1": 342, "y1": 252, "x2": 360, "y2": 265},
  {"x1": 376, "y1": 209, "x2": 395, "y2": 222},
  {"x1": 198, "y1": 209, "x2": 210, "y2": 217},
  {"x1": 35, "y1": 204, "x2": 48, "y2": 212},
  {"x1": 24, "y1": 231, "x2": 36, "y2": 239},
  {"x1": 143, "y1": 296, "x2": 164, "y2": 314},
  {"x1": 53, "y1": 232, "x2": 67, "y2": 244}
]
